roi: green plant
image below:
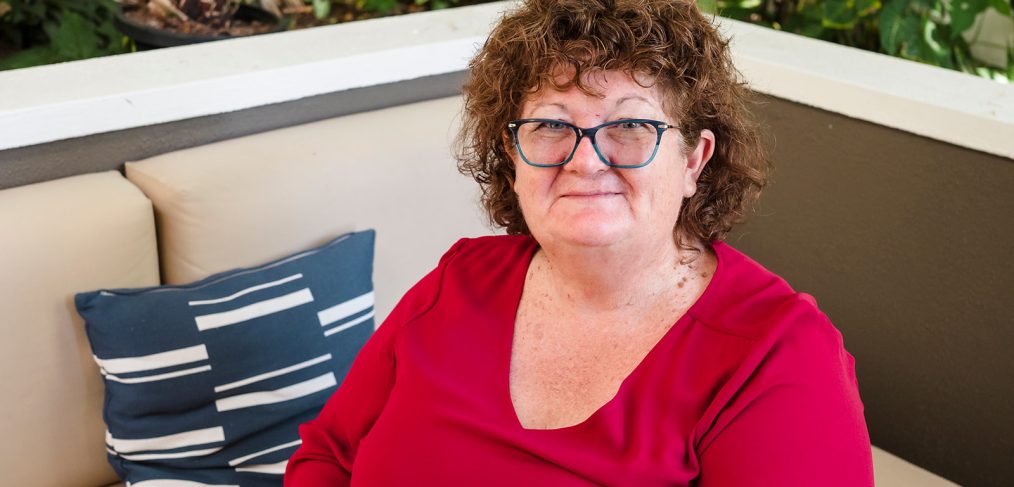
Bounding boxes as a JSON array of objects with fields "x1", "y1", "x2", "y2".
[
  {"x1": 0, "y1": 0, "x2": 130, "y2": 71},
  {"x1": 702, "y1": 0, "x2": 1013, "y2": 82},
  {"x1": 413, "y1": 0, "x2": 455, "y2": 10},
  {"x1": 310, "y1": 0, "x2": 330, "y2": 19}
]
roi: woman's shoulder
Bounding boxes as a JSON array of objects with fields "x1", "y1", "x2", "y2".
[
  {"x1": 390, "y1": 234, "x2": 534, "y2": 307},
  {"x1": 444, "y1": 234, "x2": 535, "y2": 256},
  {"x1": 437, "y1": 234, "x2": 538, "y2": 273},
  {"x1": 692, "y1": 241, "x2": 840, "y2": 347},
  {"x1": 691, "y1": 243, "x2": 862, "y2": 442},
  {"x1": 382, "y1": 235, "x2": 533, "y2": 328}
]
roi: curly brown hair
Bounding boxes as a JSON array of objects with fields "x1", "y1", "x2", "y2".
[{"x1": 456, "y1": 0, "x2": 770, "y2": 250}]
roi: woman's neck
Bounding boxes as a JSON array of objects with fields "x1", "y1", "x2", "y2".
[{"x1": 531, "y1": 234, "x2": 710, "y2": 317}]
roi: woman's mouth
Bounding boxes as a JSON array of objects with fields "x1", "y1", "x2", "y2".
[{"x1": 561, "y1": 191, "x2": 622, "y2": 199}]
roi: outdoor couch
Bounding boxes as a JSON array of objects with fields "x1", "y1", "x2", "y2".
[{"x1": 0, "y1": 96, "x2": 956, "y2": 487}]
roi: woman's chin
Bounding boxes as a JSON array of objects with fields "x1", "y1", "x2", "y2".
[{"x1": 546, "y1": 219, "x2": 632, "y2": 248}]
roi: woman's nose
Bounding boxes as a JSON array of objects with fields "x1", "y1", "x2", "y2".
[{"x1": 565, "y1": 136, "x2": 608, "y2": 175}]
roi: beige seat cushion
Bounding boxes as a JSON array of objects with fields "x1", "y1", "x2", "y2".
[
  {"x1": 0, "y1": 171, "x2": 159, "y2": 487},
  {"x1": 126, "y1": 96, "x2": 492, "y2": 322},
  {"x1": 872, "y1": 446, "x2": 959, "y2": 486}
]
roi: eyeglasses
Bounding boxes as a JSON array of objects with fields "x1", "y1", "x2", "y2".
[{"x1": 506, "y1": 118, "x2": 673, "y2": 168}]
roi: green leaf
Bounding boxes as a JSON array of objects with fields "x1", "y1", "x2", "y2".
[
  {"x1": 896, "y1": 16, "x2": 956, "y2": 67},
  {"x1": 51, "y1": 11, "x2": 102, "y2": 60},
  {"x1": 949, "y1": 0, "x2": 990, "y2": 38},
  {"x1": 713, "y1": 4, "x2": 755, "y2": 22},
  {"x1": 0, "y1": 45, "x2": 62, "y2": 70},
  {"x1": 856, "y1": 0, "x2": 882, "y2": 17},
  {"x1": 697, "y1": 0, "x2": 718, "y2": 14},
  {"x1": 953, "y1": 43, "x2": 978, "y2": 73},
  {"x1": 923, "y1": 18, "x2": 951, "y2": 58},
  {"x1": 987, "y1": 0, "x2": 1012, "y2": 17},
  {"x1": 822, "y1": 0, "x2": 881, "y2": 29},
  {"x1": 362, "y1": 0, "x2": 400, "y2": 13},
  {"x1": 20, "y1": 3, "x2": 47, "y2": 22},
  {"x1": 781, "y1": 3, "x2": 828, "y2": 38},
  {"x1": 311, "y1": 0, "x2": 330, "y2": 20},
  {"x1": 823, "y1": 0, "x2": 860, "y2": 29},
  {"x1": 41, "y1": 19, "x2": 59, "y2": 41},
  {"x1": 879, "y1": 0, "x2": 917, "y2": 53}
]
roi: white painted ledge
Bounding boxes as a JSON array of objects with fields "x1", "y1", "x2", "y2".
[
  {"x1": 0, "y1": 2, "x2": 500, "y2": 151},
  {"x1": 0, "y1": 0, "x2": 1010, "y2": 160},
  {"x1": 723, "y1": 17, "x2": 1014, "y2": 160}
]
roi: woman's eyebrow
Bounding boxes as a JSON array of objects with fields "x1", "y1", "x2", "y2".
[
  {"x1": 529, "y1": 102, "x2": 568, "y2": 115},
  {"x1": 615, "y1": 95, "x2": 653, "y2": 107}
]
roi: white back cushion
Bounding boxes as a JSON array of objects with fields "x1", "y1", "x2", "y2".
[
  {"x1": 126, "y1": 96, "x2": 493, "y2": 323},
  {"x1": 0, "y1": 171, "x2": 159, "y2": 487}
]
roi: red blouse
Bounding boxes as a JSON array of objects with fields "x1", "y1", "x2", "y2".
[{"x1": 285, "y1": 235, "x2": 873, "y2": 486}]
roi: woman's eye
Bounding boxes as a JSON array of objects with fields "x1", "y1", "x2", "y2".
[
  {"x1": 619, "y1": 121, "x2": 645, "y2": 130},
  {"x1": 541, "y1": 121, "x2": 567, "y2": 130}
]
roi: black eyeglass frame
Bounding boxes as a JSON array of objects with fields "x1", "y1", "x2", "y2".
[{"x1": 506, "y1": 118, "x2": 673, "y2": 168}]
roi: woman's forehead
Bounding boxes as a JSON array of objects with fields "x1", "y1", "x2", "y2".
[{"x1": 522, "y1": 77, "x2": 666, "y2": 117}]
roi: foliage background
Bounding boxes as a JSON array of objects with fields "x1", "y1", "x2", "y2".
[
  {"x1": 0, "y1": 0, "x2": 128, "y2": 70},
  {"x1": 701, "y1": 0, "x2": 1013, "y2": 82},
  {"x1": 0, "y1": 0, "x2": 1011, "y2": 82}
]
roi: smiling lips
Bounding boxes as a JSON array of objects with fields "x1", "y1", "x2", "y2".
[{"x1": 560, "y1": 191, "x2": 622, "y2": 198}]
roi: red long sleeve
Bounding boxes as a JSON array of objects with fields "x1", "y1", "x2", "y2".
[
  {"x1": 283, "y1": 240, "x2": 464, "y2": 486},
  {"x1": 285, "y1": 236, "x2": 873, "y2": 486}
]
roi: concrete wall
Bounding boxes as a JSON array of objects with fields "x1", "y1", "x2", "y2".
[{"x1": 730, "y1": 94, "x2": 1013, "y2": 487}]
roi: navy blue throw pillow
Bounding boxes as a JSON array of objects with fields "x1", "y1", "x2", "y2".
[{"x1": 75, "y1": 230, "x2": 376, "y2": 487}]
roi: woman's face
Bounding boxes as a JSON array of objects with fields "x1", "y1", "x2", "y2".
[{"x1": 512, "y1": 70, "x2": 715, "y2": 251}]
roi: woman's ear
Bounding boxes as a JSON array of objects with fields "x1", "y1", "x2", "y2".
[
  {"x1": 502, "y1": 133, "x2": 520, "y2": 192},
  {"x1": 682, "y1": 129, "x2": 715, "y2": 197},
  {"x1": 502, "y1": 131, "x2": 514, "y2": 156}
]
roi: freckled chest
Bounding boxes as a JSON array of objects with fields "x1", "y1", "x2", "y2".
[
  {"x1": 507, "y1": 252, "x2": 715, "y2": 430},
  {"x1": 509, "y1": 306, "x2": 677, "y2": 430}
]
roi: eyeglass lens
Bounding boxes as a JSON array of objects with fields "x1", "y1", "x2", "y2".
[{"x1": 516, "y1": 121, "x2": 659, "y2": 167}]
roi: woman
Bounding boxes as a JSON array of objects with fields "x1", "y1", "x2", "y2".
[{"x1": 286, "y1": 0, "x2": 874, "y2": 485}]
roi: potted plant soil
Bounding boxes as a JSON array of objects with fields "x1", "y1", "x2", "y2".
[{"x1": 114, "y1": 0, "x2": 287, "y2": 49}]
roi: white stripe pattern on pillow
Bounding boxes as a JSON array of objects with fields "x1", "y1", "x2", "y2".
[
  {"x1": 108, "y1": 447, "x2": 223, "y2": 461},
  {"x1": 324, "y1": 310, "x2": 376, "y2": 337},
  {"x1": 188, "y1": 274, "x2": 304, "y2": 306},
  {"x1": 103, "y1": 365, "x2": 212, "y2": 384},
  {"x1": 235, "y1": 460, "x2": 289, "y2": 474},
  {"x1": 106, "y1": 427, "x2": 225, "y2": 453},
  {"x1": 95, "y1": 344, "x2": 209, "y2": 374},
  {"x1": 317, "y1": 291, "x2": 375, "y2": 327},
  {"x1": 214, "y1": 355, "x2": 332, "y2": 393},
  {"x1": 194, "y1": 288, "x2": 315, "y2": 331},
  {"x1": 215, "y1": 372, "x2": 337, "y2": 412},
  {"x1": 228, "y1": 439, "x2": 302, "y2": 466},
  {"x1": 128, "y1": 479, "x2": 238, "y2": 487}
]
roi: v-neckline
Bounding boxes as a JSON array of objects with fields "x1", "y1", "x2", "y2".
[{"x1": 502, "y1": 238, "x2": 725, "y2": 432}]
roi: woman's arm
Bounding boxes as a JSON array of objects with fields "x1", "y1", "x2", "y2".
[
  {"x1": 695, "y1": 305, "x2": 874, "y2": 487},
  {"x1": 284, "y1": 240, "x2": 463, "y2": 486},
  {"x1": 283, "y1": 313, "x2": 399, "y2": 485}
]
